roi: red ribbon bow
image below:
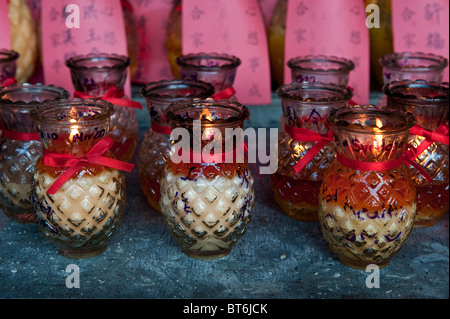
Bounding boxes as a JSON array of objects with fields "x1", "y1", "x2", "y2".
[
  {"x1": 74, "y1": 87, "x2": 143, "y2": 109},
  {"x1": 43, "y1": 136, "x2": 135, "y2": 195},
  {"x1": 407, "y1": 124, "x2": 449, "y2": 160},
  {"x1": 284, "y1": 124, "x2": 334, "y2": 174},
  {"x1": 1, "y1": 77, "x2": 17, "y2": 87}
]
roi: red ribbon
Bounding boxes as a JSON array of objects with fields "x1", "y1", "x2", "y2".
[
  {"x1": 1, "y1": 77, "x2": 17, "y2": 87},
  {"x1": 211, "y1": 87, "x2": 236, "y2": 101},
  {"x1": 408, "y1": 124, "x2": 449, "y2": 160},
  {"x1": 336, "y1": 152, "x2": 432, "y2": 183},
  {"x1": 150, "y1": 120, "x2": 172, "y2": 135},
  {"x1": 74, "y1": 87, "x2": 143, "y2": 109},
  {"x1": 0, "y1": 125, "x2": 40, "y2": 141},
  {"x1": 42, "y1": 136, "x2": 135, "y2": 195},
  {"x1": 284, "y1": 124, "x2": 334, "y2": 174}
]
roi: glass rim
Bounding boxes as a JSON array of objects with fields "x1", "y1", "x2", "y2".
[
  {"x1": 287, "y1": 55, "x2": 355, "y2": 73},
  {"x1": 383, "y1": 79, "x2": 449, "y2": 102},
  {"x1": 329, "y1": 104, "x2": 417, "y2": 135},
  {"x1": 65, "y1": 53, "x2": 130, "y2": 71},
  {"x1": 140, "y1": 79, "x2": 215, "y2": 101},
  {"x1": 164, "y1": 98, "x2": 250, "y2": 127},
  {"x1": 379, "y1": 51, "x2": 449, "y2": 71},
  {"x1": 30, "y1": 98, "x2": 114, "y2": 126},
  {"x1": 276, "y1": 81, "x2": 354, "y2": 104},
  {"x1": 0, "y1": 83, "x2": 70, "y2": 108},
  {"x1": 176, "y1": 52, "x2": 242, "y2": 71},
  {"x1": 0, "y1": 49, "x2": 20, "y2": 63}
]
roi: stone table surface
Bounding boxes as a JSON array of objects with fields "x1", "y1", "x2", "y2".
[{"x1": 0, "y1": 89, "x2": 448, "y2": 303}]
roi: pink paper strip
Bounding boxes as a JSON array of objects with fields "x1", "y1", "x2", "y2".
[
  {"x1": 129, "y1": 0, "x2": 173, "y2": 84},
  {"x1": 182, "y1": 0, "x2": 272, "y2": 105},
  {"x1": 41, "y1": 0, "x2": 131, "y2": 97},
  {"x1": 284, "y1": 0, "x2": 370, "y2": 104},
  {"x1": 391, "y1": 0, "x2": 449, "y2": 81},
  {"x1": 0, "y1": 0, "x2": 11, "y2": 49}
]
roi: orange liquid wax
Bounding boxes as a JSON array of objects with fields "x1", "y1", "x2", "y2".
[
  {"x1": 139, "y1": 174, "x2": 162, "y2": 213},
  {"x1": 270, "y1": 173, "x2": 322, "y2": 221},
  {"x1": 415, "y1": 183, "x2": 449, "y2": 227}
]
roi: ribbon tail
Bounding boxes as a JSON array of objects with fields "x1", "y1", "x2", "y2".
[
  {"x1": 212, "y1": 87, "x2": 236, "y2": 100},
  {"x1": 293, "y1": 141, "x2": 327, "y2": 174},
  {"x1": 103, "y1": 97, "x2": 143, "y2": 109},
  {"x1": 403, "y1": 156, "x2": 432, "y2": 184},
  {"x1": 47, "y1": 162, "x2": 86, "y2": 195},
  {"x1": 87, "y1": 156, "x2": 135, "y2": 172}
]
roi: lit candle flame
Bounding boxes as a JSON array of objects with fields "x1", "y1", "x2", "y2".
[
  {"x1": 200, "y1": 108, "x2": 215, "y2": 141},
  {"x1": 69, "y1": 118, "x2": 79, "y2": 141},
  {"x1": 199, "y1": 108, "x2": 213, "y2": 121},
  {"x1": 373, "y1": 118, "x2": 383, "y2": 157}
]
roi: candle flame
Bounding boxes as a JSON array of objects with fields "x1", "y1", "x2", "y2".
[
  {"x1": 69, "y1": 118, "x2": 80, "y2": 141},
  {"x1": 199, "y1": 108, "x2": 213, "y2": 121}
]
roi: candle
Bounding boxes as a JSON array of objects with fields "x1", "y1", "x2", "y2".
[
  {"x1": 30, "y1": 99, "x2": 130, "y2": 258},
  {"x1": 318, "y1": 105, "x2": 417, "y2": 269},
  {"x1": 160, "y1": 99, "x2": 254, "y2": 260}
]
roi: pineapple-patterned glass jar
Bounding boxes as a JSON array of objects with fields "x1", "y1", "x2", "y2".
[
  {"x1": 138, "y1": 79, "x2": 215, "y2": 213},
  {"x1": 0, "y1": 49, "x2": 19, "y2": 86},
  {"x1": 287, "y1": 55, "x2": 355, "y2": 87},
  {"x1": 384, "y1": 80, "x2": 449, "y2": 227},
  {"x1": 0, "y1": 83, "x2": 69, "y2": 223},
  {"x1": 160, "y1": 99, "x2": 254, "y2": 260},
  {"x1": 176, "y1": 52, "x2": 241, "y2": 101},
  {"x1": 66, "y1": 53, "x2": 140, "y2": 163},
  {"x1": 30, "y1": 99, "x2": 131, "y2": 258},
  {"x1": 319, "y1": 105, "x2": 417, "y2": 269},
  {"x1": 271, "y1": 82, "x2": 353, "y2": 221},
  {"x1": 378, "y1": 52, "x2": 448, "y2": 106}
]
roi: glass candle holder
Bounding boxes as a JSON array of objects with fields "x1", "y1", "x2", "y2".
[
  {"x1": 30, "y1": 99, "x2": 130, "y2": 259},
  {"x1": 272, "y1": 82, "x2": 353, "y2": 221},
  {"x1": 0, "y1": 83, "x2": 69, "y2": 223},
  {"x1": 176, "y1": 52, "x2": 241, "y2": 101},
  {"x1": 66, "y1": 53, "x2": 139, "y2": 163},
  {"x1": 0, "y1": 49, "x2": 19, "y2": 86},
  {"x1": 379, "y1": 52, "x2": 448, "y2": 84},
  {"x1": 160, "y1": 99, "x2": 254, "y2": 260},
  {"x1": 384, "y1": 80, "x2": 449, "y2": 227},
  {"x1": 287, "y1": 55, "x2": 355, "y2": 87},
  {"x1": 138, "y1": 79, "x2": 215, "y2": 213},
  {"x1": 378, "y1": 52, "x2": 448, "y2": 107},
  {"x1": 319, "y1": 105, "x2": 417, "y2": 269}
]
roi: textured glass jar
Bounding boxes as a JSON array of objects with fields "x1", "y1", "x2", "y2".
[
  {"x1": 319, "y1": 105, "x2": 417, "y2": 269},
  {"x1": 138, "y1": 79, "x2": 215, "y2": 213},
  {"x1": 271, "y1": 82, "x2": 353, "y2": 221},
  {"x1": 176, "y1": 52, "x2": 241, "y2": 100},
  {"x1": 0, "y1": 83, "x2": 69, "y2": 223},
  {"x1": 379, "y1": 52, "x2": 448, "y2": 84},
  {"x1": 0, "y1": 49, "x2": 19, "y2": 86},
  {"x1": 287, "y1": 55, "x2": 355, "y2": 87},
  {"x1": 31, "y1": 99, "x2": 127, "y2": 258},
  {"x1": 160, "y1": 99, "x2": 254, "y2": 260},
  {"x1": 384, "y1": 80, "x2": 449, "y2": 227},
  {"x1": 66, "y1": 53, "x2": 139, "y2": 163}
]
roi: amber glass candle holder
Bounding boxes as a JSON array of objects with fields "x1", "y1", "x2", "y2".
[
  {"x1": 384, "y1": 80, "x2": 449, "y2": 227},
  {"x1": 319, "y1": 105, "x2": 417, "y2": 269},
  {"x1": 30, "y1": 99, "x2": 128, "y2": 258},
  {"x1": 176, "y1": 52, "x2": 241, "y2": 100},
  {"x1": 66, "y1": 53, "x2": 139, "y2": 163},
  {"x1": 138, "y1": 79, "x2": 214, "y2": 213},
  {"x1": 287, "y1": 55, "x2": 355, "y2": 87},
  {"x1": 272, "y1": 82, "x2": 353, "y2": 221},
  {"x1": 0, "y1": 83, "x2": 69, "y2": 223},
  {"x1": 160, "y1": 99, "x2": 254, "y2": 260}
]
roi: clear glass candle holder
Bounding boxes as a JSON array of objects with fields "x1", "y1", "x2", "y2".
[
  {"x1": 319, "y1": 105, "x2": 417, "y2": 269},
  {"x1": 138, "y1": 79, "x2": 214, "y2": 213},
  {"x1": 384, "y1": 80, "x2": 449, "y2": 227},
  {"x1": 0, "y1": 83, "x2": 69, "y2": 223},
  {"x1": 66, "y1": 53, "x2": 139, "y2": 163},
  {"x1": 30, "y1": 99, "x2": 127, "y2": 258},
  {"x1": 272, "y1": 82, "x2": 353, "y2": 221},
  {"x1": 176, "y1": 52, "x2": 241, "y2": 100},
  {"x1": 287, "y1": 55, "x2": 355, "y2": 87},
  {"x1": 160, "y1": 99, "x2": 254, "y2": 260}
]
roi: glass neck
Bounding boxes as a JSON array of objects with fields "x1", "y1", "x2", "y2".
[{"x1": 69, "y1": 68, "x2": 127, "y2": 97}]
